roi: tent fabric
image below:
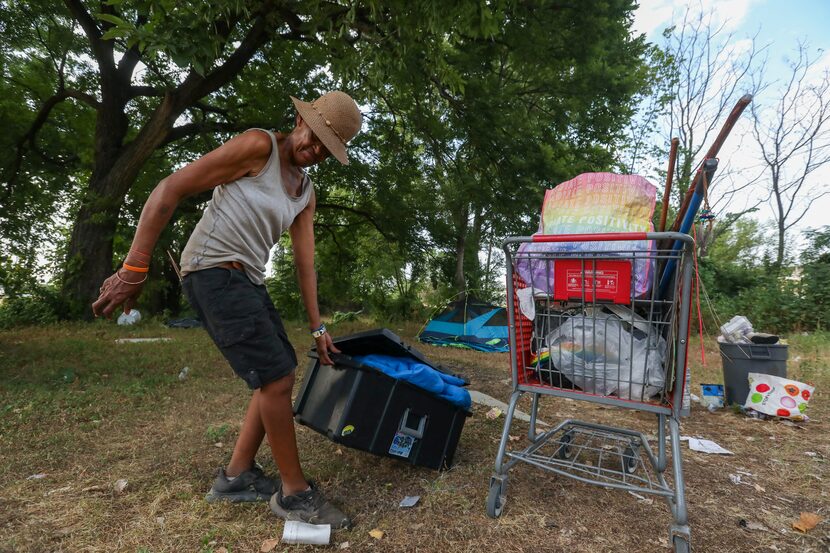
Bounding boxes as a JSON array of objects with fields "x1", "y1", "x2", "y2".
[
  {"x1": 418, "y1": 298, "x2": 510, "y2": 353},
  {"x1": 352, "y1": 354, "x2": 472, "y2": 410}
]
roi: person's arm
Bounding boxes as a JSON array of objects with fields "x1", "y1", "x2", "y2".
[
  {"x1": 92, "y1": 130, "x2": 273, "y2": 318},
  {"x1": 288, "y1": 190, "x2": 341, "y2": 365}
]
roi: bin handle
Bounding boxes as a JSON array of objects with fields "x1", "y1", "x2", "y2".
[
  {"x1": 748, "y1": 345, "x2": 772, "y2": 359},
  {"x1": 306, "y1": 351, "x2": 361, "y2": 370},
  {"x1": 398, "y1": 408, "x2": 427, "y2": 439}
]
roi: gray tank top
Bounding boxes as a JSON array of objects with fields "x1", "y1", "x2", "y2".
[{"x1": 180, "y1": 129, "x2": 312, "y2": 285}]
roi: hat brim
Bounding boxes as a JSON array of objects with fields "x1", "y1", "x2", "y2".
[{"x1": 291, "y1": 96, "x2": 349, "y2": 165}]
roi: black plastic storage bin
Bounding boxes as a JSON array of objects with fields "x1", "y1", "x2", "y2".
[
  {"x1": 293, "y1": 328, "x2": 471, "y2": 470},
  {"x1": 719, "y1": 342, "x2": 788, "y2": 405}
]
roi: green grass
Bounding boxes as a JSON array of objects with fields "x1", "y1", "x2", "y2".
[{"x1": 1, "y1": 319, "x2": 828, "y2": 552}]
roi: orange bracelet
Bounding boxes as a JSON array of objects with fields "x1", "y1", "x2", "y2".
[{"x1": 123, "y1": 263, "x2": 150, "y2": 273}]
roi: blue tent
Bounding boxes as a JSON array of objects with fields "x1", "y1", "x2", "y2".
[{"x1": 418, "y1": 298, "x2": 510, "y2": 353}]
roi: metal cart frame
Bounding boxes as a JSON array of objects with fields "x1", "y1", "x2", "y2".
[{"x1": 487, "y1": 232, "x2": 695, "y2": 553}]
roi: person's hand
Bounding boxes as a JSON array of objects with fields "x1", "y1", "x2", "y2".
[
  {"x1": 92, "y1": 268, "x2": 146, "y2": 318},
  {"x1": 315, "y1": 332, "x2": 341, "y2": 366}
]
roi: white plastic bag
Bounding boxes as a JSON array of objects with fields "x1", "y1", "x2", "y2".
[
  {"x1": 744, "y1": 373, "x2": 814, "y2": 420},
  {"x1": 719, "y1": 315, "x2": 753, "y2": 344},
  {"x1": 117, "y1": 309, "x2": 141, "y2": 326},
  {"x1": 545, "y1": 313, "x2": 666, "y2": 400}
]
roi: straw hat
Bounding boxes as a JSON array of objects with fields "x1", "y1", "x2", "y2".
[{"x1": 290, "y1": 91, "x2": 362, "y2": 165}]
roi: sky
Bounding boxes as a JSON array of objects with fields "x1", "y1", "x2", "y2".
[{"x1": 632, "y1": 0, "x2": 830, "y2": 249}]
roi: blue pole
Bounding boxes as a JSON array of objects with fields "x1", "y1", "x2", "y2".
[{"x1": 658, "y1": 159, "x2": 718, "y2": 298}]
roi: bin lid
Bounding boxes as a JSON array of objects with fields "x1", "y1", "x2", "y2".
[{"x1": 315, "y1": 327, "x2": 465, "y2": 381}]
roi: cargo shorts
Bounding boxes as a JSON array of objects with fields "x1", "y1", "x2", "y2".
[{"x1": 182, "y1": 267, "x2": 298, "y2": 389}]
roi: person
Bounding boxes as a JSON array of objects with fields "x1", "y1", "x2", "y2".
[{"x1": 92, "y1": 91, "x2": 362, "y2": 529}]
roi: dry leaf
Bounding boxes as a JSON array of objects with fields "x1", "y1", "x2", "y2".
[
  {"x1": 369, "y1": 528, "x2": 385, "y2": 540},
  {"x1": 260, "y1": 537, "x2": 279, "y2": 552},
  {"x1": 339, "y1": 542, "x2": 350, "y2": 550},
  {"x1": 335, "y1": 448, "x2": 343, "y2": 455},
  {"x1": 753, "y1": 483, "x2": 765, "y2": 493},
  {"x1": 214, "y1": 442, "x2": 223, "y2": 448},
  {"x1": 215, "y1": 548, "x2": 228, "y2": 553},
  {"x1": 792, "y1": 512, "x2": 821, "y2": 533},
  {"x1": 508, "y1": 435, "x2": 520, "y2": 442},
  {"x1": 114, "y1": 479, "x2": 128, "y2": 493}
]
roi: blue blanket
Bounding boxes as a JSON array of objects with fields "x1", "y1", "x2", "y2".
[{"x1": 352, "y1": 354, "x2": 471, "y2": 410}]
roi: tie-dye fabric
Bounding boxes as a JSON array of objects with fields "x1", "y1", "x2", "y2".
[{"x1": 516, "y1": 173, "x2": 657, "y2": 297}]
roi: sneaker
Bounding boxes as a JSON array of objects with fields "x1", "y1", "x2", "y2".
[
  {"x1": 269, "y1": 481, "x2": 352, "y2": 529},
  {"x1": 205, "y1": 464, "x2": 278, "y2": 503}
]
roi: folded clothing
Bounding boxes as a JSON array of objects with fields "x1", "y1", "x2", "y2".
[{"x1": 351, "y1": 354, "x2": 471, "y2": 410}]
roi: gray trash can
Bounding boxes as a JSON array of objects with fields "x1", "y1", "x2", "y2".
[{"x1": 719, "y1": 342, "x2": 788, "y2": 405}]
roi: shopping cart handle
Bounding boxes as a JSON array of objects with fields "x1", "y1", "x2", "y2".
[{"x1": 530, "y1": 232, "x2": 649, "y2": 242}]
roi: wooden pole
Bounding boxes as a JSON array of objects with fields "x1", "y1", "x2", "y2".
[
  {"x1": 668, "y1": 94, "x2": 753, "y2": 233},
  {"x1": 659, "y1": 137, "x2": 680, "y2": 232}
]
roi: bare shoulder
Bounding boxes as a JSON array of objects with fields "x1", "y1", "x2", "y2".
[
  {"x1": 222, "y1": 129, "x2": 274, "y2": 177},
  {"x1": 233, "y1": 129, "x2": 274, "y2": 156}
]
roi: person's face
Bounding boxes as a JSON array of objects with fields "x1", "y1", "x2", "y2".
[{"x1": 291, "y1": 115, "x2": 331, "y2": 167}]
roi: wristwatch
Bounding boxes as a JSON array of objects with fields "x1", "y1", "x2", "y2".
[{"x1": 311, "y1": 324, "x2": 327, "y2": 339}]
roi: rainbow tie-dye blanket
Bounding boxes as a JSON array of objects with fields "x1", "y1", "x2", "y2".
[{"x1": 515, "y1": 173, "x2": 657, "y2": 297}]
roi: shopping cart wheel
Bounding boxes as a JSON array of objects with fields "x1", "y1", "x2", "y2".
[
  {"x1": 555, "y1": 430, "x2": 574, "y2": 460},
  {"x1": 622, "y1": 446, "x2": 638, "y2": 474},
  {"x1": 672, "y1": 536, "x2": 690, "y2": 553},
  {"x1": 486, "y1": 480, "x2": 505, "y2": 518}
]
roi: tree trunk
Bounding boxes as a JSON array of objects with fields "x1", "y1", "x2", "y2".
[
  {"x1": 62, "y1": 202, "x2": 121, "y2": 317},
  {"x1": 777, "y1": 221, "x2": 786, "y2": 267},
  {"x1": 453, "y1": 203, "x2": 469, "y2": 297},
  {"x1": 62, "y1": 94, "x2": 182, "y2": 318}
]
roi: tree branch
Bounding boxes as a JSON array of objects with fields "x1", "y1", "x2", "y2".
[
  {"x1": 62, "y1": 0, "x2": 115, "y2": 74},
  {"x1": 3, "y1": 90, "x2": 99, "y2": 192},
  {"x1": 65, "y1": 89, "x2": 101, "y2": 108},
  {"x1": 162, "y1": 121, "x2": 272, "y2": 146},
  {"x1": 316, "y1": 202, "x2": 392, "y2": 240},
  {"x1": 129, "y1": 85, "x2": 164, "y2": 98},
  {"x1": 117, "y1": 14, "x2": 148, "y2": 81},
  {"x1": 174, "y1": 11, "x2": 271, "y2": 107}
]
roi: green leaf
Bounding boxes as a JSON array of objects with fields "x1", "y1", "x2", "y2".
[
  {"x1": 95, "y1": 13, "x2": 128, "y2": 27},
  {"x1": 101, "y1": 28, "x2": 131, "y2": 41}
]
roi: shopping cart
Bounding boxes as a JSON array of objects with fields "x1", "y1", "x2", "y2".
[{"x1": 487, "y1": 232, "x2": 695, "y2": 553}]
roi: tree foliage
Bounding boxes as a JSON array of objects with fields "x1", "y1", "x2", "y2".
[{"x1": 2, "y1": 0, "x2": 649, "y2": 321}]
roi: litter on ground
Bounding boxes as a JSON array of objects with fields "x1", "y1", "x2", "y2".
[
  {"x1": 688, "y1": 438, "x2": 733, "y2": 455},
  {"x1": 399, "y1": 495, "x2": 420, "y2": 508},
  {"x1": 281, "y1": 521, "x2": 331, "y2": 545}
]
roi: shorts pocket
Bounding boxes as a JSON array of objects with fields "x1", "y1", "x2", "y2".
[
  {"x1": 201, "y1": 269, "x2": 234, "y2": 302},
  {"x1": 214, "y1": 316, "x2": 256, "y2": 348}
]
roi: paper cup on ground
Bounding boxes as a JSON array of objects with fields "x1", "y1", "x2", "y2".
[{"x1": 281, "y1": 521, "x2": 331, "y2": 545}]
